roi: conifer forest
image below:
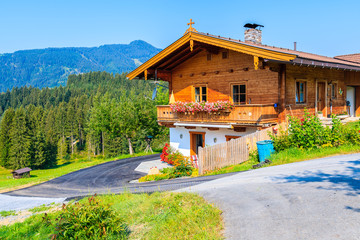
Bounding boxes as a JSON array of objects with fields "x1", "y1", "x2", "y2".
[{"x1": 0, "y1": 71, "x2": 168, "y2": 170}]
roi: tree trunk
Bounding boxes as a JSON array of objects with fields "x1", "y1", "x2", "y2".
[
  {"x1": 71, "y1": 133, "x2": 74, "y2": 155},
  {"x1": 102, "y1": 131, "x2": 105, "y2": 157},
  {"x1": 127, "y1": 137, "x2": 134, "y2": 155},
  {"x1": 78, "y1": 123, "x2": 82, "y2": 146}
]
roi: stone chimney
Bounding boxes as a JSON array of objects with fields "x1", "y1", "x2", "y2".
[{"x1": 244, "y1": 23, "x2": 264, "y2": 45}]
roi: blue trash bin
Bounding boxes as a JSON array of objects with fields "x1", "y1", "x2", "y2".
[{"x1": 256, "y1": 140, "x2": 275, "y2": 163}]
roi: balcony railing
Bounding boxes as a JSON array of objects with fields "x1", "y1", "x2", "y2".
[{"x1": 157, "y1": 104, "x2": 279, "y2": 126}]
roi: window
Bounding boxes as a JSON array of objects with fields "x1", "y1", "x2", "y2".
[
  {"x1": 232, "y1": 84, "x2": 246, "y2": 105},
  {"x1": 194, "y1": 86, "x2": 207, "y2": 102},
  {"x1": 331, "y1": 83, "x2": 338, "y2": 99},
  {"x1": 207, "y1": 53, "x2": 211, "y2": 61},
  {"x1": 222, "y1": 51, "x2": 228, "y2": 59},
  {"x1": 225, "y1": 135, "x2": 241, "y2": 142},
  {"x1": 296, "y1": 81, "x2": 307, "y2": 103}
]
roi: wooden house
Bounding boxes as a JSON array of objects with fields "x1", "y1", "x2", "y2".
[{"x1": 127, "y1": 20, "x2": 360, "y2": 156}]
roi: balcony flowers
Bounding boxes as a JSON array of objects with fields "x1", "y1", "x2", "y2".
[{"x1": 170, "y1": 101, "x2": 234, "y2": 113}]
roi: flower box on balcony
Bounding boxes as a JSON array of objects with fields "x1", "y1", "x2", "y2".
[{"x1": 170, "y1": 101, "x2": 234, "y2": 113}]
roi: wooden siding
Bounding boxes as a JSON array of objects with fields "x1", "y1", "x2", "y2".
[
  {"x1": 170, "y1": 49, "x2": 279, "y2": 105},
  {"x1": 157, "y1": 105, "x2": 278, "y2": 125},
  {"x1": 164, "y1": 48, "x2": 360, "y2": 121},
  {"x1": 284, "y1": 65, "x2": 347, "y2": 117}
]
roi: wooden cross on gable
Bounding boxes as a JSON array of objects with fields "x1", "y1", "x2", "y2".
[{"x1": 184, "y1": 18, "x2": 198, "y2": 34}]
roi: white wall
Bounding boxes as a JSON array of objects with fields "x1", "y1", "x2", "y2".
[{"x1": 170, "y1": 126, "x2": 257, "y2": 156}]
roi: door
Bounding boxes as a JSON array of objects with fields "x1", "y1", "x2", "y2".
[
  {"x1": 190, "y1": 132, "x2": 205, "y2": 156},
  {"x1": 317, "y1": 82, "x2": 326, "y2": 117},
  {"x1": 347, "y1": 86, "x2": 355, "y2": 117}
]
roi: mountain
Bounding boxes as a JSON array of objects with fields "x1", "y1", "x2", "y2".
[{"x1": 0, "y1": 40, "x2": 161, "y2": 92}]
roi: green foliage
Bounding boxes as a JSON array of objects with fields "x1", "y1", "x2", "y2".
[
  {"x1": 173, "y1": 163, "x2": 193, "y2": 178},
  {"x1": 0, "y1": 210, "x2": 16, "y2": 217},
  {"x1": 138, "y1": 173, "x2": 170, "y2": 182},
  {"x1": 29, "y1": 204, "x2": 54, "y2": 213},
  {"x1": 43, "y1": 195, "x2": 129, "y2": 239},
  {"x1": 0, "y1": 72, "x2": 169, "y2": 170},
  {"x1": 139, "y1": 158, "x2": 194, "y2": 182},
  {"x1": 270, "y1": 110, "x2": 360, "y2": 151},
  {"x1": 0, "y1": 192, "x2": 223, "y2": 240}
]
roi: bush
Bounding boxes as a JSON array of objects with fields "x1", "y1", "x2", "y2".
[
  {"x1": 43, "y1": 194, "x2": 128, "y2": 239},
  {"x1": 139, "y1": 153, "x2": 194, "y2": 182},
  {"x1": 173, "y1": 163, "x2": 193, "y2": 178},
  {"x1": 167, "y1": 151, "x2": 193, "y2": 167},
  {"x1": 271, "y1": 110, "x2": 360, "y2": 151}
]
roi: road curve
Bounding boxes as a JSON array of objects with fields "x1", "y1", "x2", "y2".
[{"x1": 5, "y1": 154, "x2": 234, "y2": 199}]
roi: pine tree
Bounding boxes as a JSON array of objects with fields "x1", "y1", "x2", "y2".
[
  {"x1": 32, "y1": 131, "x2": 47, "y2": 168},
  {"x1": 57, "y1": 136, "x2": 67, "y2": 160},
  {"x1": 8, "y1": 108, "x2": 32, "y2": 169},
  {"x1": 0, "y1": 108, "x2": 15, "y2": 168}
]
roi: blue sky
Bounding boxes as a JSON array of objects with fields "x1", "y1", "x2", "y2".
[{"x1": 1, "y1": 0, "x2": 359, "y2": 57}]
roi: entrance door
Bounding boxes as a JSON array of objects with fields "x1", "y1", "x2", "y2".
[
  {"x1": 190, "y1": 132, "x2": 205, "y2": 156},
  {"x1": 347, "y1": 86, "x2": 355, "y2": 117},
  {"x1": 317, "y1": 82, "x2": 326, "y2": 117}
]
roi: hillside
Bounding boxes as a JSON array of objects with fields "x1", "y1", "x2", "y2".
[{"x1": 0, "y1": 40, "x2": 161, "y2": 92}]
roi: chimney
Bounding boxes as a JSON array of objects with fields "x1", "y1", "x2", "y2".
[
  {"x1": 294, "y1": 42, "x2": 297, "y2": 51},
  {"x1": 244, "y1": 23, "x2": 264, "y2": 45}
]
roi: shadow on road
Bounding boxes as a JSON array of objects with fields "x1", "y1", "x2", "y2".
[{"x1": 272, "y1": 159, "x2": 360, "y2": 212}]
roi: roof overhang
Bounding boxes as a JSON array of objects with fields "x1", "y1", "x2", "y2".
[
  {"x1": 264, "y1": 58, "x2": 360, "y2": 71},
  {"x1": 126, "y1": 32, "x2": 298, "y2": 80}
]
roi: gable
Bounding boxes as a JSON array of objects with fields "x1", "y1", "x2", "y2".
[{"x1": 126, "y1": 32, "x2": 297, "y2": 81}]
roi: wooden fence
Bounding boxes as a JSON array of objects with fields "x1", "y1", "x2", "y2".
[{"x1": 198, "y1": 127, "x2": 273, "y2": 174}]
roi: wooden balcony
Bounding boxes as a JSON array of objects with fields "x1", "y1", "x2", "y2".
[{"x1": 157, "y1": 104, "x2": 279, "y2": 127}]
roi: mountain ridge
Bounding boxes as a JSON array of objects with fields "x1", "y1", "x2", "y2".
[{"x1": 0, "y1": 40, "x2": 161, "y2": 92}]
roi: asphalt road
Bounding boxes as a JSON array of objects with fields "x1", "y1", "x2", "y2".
[
  {"x1": 5, "y1": 154, "x2": 233, "y2": 199},
  {"x1": 178, "y1": 153, "x2": 360, "y2": 240}
]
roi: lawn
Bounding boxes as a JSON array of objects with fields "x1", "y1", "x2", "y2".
[
  {"x1": 0, "y1": 151, "x2": 159, "y2": 193},
  {"x1": 203, "y1": 144, "x2": 360, "y2": 176},
  {"x1": 0, "y1": 192, "x2": 224, "y2": 240}
]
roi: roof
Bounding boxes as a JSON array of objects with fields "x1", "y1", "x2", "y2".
[
  {"x1": 12, "y1": 167, "x2": 32, "y2": 174},
  {"x1": 127, "y1": 31, "x2": 360, "y2": 80},
  {"x1": 197, "y1": 32, "x2": 360, "y2": 70},
  {"x1": 126, "y1": 31, "x2": 297, "y2": 80},
  {"x1": 334, "y1": 53, "x2": 360, "y2": 64}
]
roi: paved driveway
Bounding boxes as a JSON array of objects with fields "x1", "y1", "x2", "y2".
[
  {"x1": 178, "y1": 153, "x2": 360, "y2": 240},
  {"x1": 5, "y1": 154, "x2": 233, "y2": 199}
]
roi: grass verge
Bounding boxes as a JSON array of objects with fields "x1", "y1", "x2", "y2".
[
  {"x1": 0, "y1": 151, "x2": 159, "y2": 193},
  {"x1": 203, "y1": 144, "x2": 360, "y2": 176},
  {"x1": 0, "y1": 210, "x2": 16, "y2": 217},
  {"x1": 0, "y1": 192, "x2": 223, "y2": 240}
]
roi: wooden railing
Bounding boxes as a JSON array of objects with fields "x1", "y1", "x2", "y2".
[
  {"x1": 157, "y1": 104, "x2": 278, "y2": 125},
  {"x1": 197, "y1": 127, "x2": 273, "y2": 174}
]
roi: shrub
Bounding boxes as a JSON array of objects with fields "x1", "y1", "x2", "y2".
[
  {"x1": 167, "y1": 151, "x2": 193, "y2": 167},
  {"x1": 173, "y1": 163, "x2": 193, "y2": 178},
  {"x1": 271, "y1": 110, "x2": 360, "y2": 151},
  {"x1": 43, "y1": 194, "x2": 128, "y2": 239}
]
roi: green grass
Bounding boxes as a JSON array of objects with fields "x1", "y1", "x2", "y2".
[
  {"x1": 268, "y1": 144, "x2": 360, "y2": 166},
  {"x1": 203, "y1": 144, "x2": 360, "y2": 176},
  {"x1": 28, "y1": 203, "x2": 56, "y2": 213},
  {"x1": 0, "y1": 151, "x2": 160, "y2": 192},
  {"x1": 0, "y1": 192, "x2": 223, "y2": 240},
  {"x1": 0, "y1": 210, "x2": 16, "y2": 217},
  {"x1": 345, "y1": 120, "x2": 360, "y2": 131}
]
